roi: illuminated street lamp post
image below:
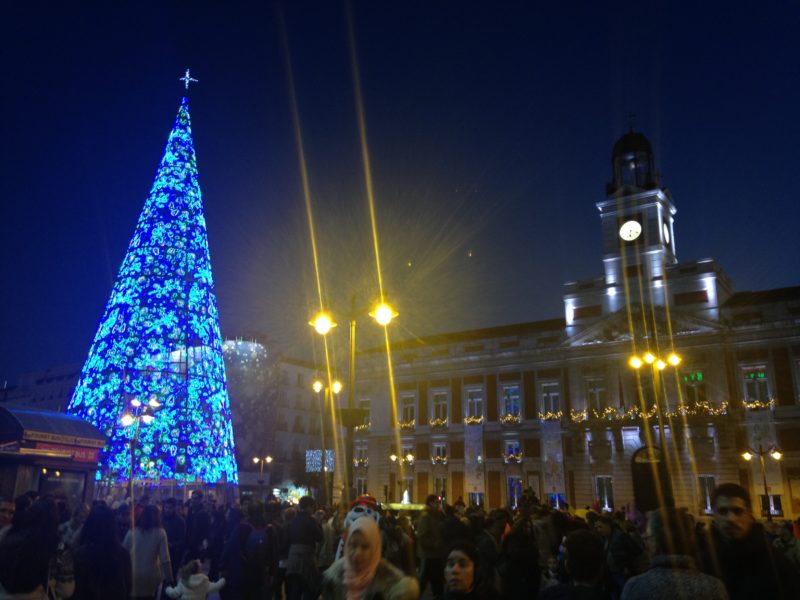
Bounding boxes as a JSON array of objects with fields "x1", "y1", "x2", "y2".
[
  {"x1": 389, "y1": 452, "x2": 415, "y2": 503},
  {"x1": 252, "y1": 455, "x2": 273, "y2": 500},
  {"x1": 742, "y1": 445, "x2": 783, "y2": 521},
  {"x1": 313, "y1": 379, "x2": 341, "y2": 506},
  {"x1": 310, "y1": 299, "x2": 397, "y2": 503},
  {"x1": 120, "y1": 395, "x2": 161, "y2": 532},
  {"x1": 628, "y1": 351, "x2": 682, "y2": 447},
  {"x1": 628, "y1": 351, "x2": 682, "y2": 507}
]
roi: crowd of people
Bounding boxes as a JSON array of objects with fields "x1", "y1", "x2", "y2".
[{"x1": 0, "y1": 482, "x2": 799, "y2": 599}]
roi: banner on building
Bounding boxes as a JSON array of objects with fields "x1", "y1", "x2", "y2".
[
  {"x1": 542, "y1": 421, "x2": 566, "y2": 500},
  {"x1": 464, "y1": 422, "x2": 484, "y2": 495}
]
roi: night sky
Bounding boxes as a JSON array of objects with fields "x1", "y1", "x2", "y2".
[{"x1": 2, "y1": 1, "x2": 799, "y2": 383}]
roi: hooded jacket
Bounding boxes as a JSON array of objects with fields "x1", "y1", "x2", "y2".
[
  {"x1": 320, "y1": 558, "x2": 419, "y2": 600},
  {"x1": 165, "y1": 573, "x2": 225, "y2": 600}
]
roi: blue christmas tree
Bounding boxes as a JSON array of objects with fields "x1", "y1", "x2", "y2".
[{"x1": 68, "y1": 96, "x2": 238, "y2": 485}]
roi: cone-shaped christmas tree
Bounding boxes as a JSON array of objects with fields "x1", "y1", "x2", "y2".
[{"x1": 68, "y1": 97, "x2": 238, "y2": 485}]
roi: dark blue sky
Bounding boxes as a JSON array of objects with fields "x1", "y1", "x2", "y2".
[{"x1": 1, "y1": 1, "x2": 799, "y2": 382}]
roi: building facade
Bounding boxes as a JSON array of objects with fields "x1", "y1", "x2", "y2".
[
  {"x1": 345, "y1": 132, "x2": 800, "y2": 518},
  {"x1": 223, "y1": 338, "x2": 329, "y2": 494}
]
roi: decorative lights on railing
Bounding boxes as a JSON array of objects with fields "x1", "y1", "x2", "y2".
[
  {"x1": 463, "y1": 415, "x2": 485, "y2": 425},
  {"x1": 390, "y1": 453, "x2": 415, "y2": 466},
  {"x1": 353, "y1": 457, "x2": 369, "y2": 468},
  {"x1": 354, "y1": 422, "x2": 371, "y2": 432},
  {"x1": 569, "y1": 401, "x2": 729, "y2": 423},
  {"x1": 500, "y1": 413, "x2": 521, "y2": 425},
  {"x1": 431, "y1": 455, "x2": 448, "y2": 465},
  {"x1": 538, "y1": 411, "x2": 563, "y2": 421},
  {"x1": 429, "y1": 417, "x2": 448, "y2": 428},
  {"x1": 399, "y1": 419, "x2": 416, "y2": 430},
  {"x1": 742, "y1": 399, "x2": 775, "y2": 411},
  {"x1": 504, "y1": 452, "x2": 524, "y2": 464}
]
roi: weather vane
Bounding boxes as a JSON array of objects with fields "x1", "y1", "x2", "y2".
[{"x1": 179, "y1": 68, "x2": 198, "y2": 90}]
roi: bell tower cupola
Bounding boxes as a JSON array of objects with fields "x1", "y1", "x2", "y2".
[
  {"x1": 596, "y1": 130, "x2": 677, "y2": 288},
  {"x1": 607, "y1": 130, "x2": 660, "y2": 195}
]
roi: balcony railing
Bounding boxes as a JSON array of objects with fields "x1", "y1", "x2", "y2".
[{"x1": 431, "y1": 455, "x2": 448, "y2": 465}]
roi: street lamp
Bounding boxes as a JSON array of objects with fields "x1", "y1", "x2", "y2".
[
  {"x1": 628, "y1": 350, "x2": 682, "y2": 506},
  {"x1": 389, "y1": 452, "x2": 415, "y2": 503},
  {"x1": 252, "y1": 455, "x2": 273, "y2": 500},
  {"x1": 120, "y1": 395, "x2": 161, "y2": 532},
  {"x1": 309, "y1": 298, "x2": 397, "y2": 503},
  {"x1": 312, "y1": 379, "x2": 342, "y2": 506},
  {"x1": 741, "y1": 444, "x2": 783, "y2": 521}
]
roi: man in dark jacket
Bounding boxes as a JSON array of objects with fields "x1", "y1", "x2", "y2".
[
  {"x1": 161, "y1": 498, "x2": 185, "y2": 580},
  {"x1": 285, "y1": 496, "x2": 323, "y2": 600},
  {"x1": 698, "y1": 482, "x2": 800, "y2": 600},
  {"x1": 417, "y1": 494, "x2": 446, "y2": 599},
  {"x1": 184, "y1": 490, "x2": 211, "y2": 562},
  {"x1": 539, "y1": 529, "x2": 611, "y2": 600}
]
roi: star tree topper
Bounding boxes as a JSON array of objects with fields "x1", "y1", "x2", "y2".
[{"x1": 179, "y1": 68, "x2": 198, "y2": 90}]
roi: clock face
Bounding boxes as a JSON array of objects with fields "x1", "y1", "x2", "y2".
[
  {"x1": 663, "y1": 223, "x2": 670, "y2": 244},
  {"x1": 619, "y1": 220, "x2": 642, "y2": 241}
]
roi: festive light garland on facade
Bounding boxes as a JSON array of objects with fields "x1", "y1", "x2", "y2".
[
  {"x1": 463, "y1": 415, "x2": 485, "y2": 425},
  {"x1": 569, "y1": 401, "x2": 729, "y2": 424},
  {"x1": 429, "y1": 417, "x2": 448, "y2": 428},
  {"x1": 68, "y1": 98, "x2": 238, "y2": 485},
  {"x1": 500, "y1": 413, "x2": 522, "y2": 425},
  {"x1": 742, "y1": 398, "x2": 775, "y2": 411},
  {"x1": 537, "y1": 411, "x2": 564, "y2": 421},
  {"x1": 504, "y1": 451, "x2": 524, "y2": 464},
  {"x1": 398, "y1": 419, "x2": 416, "y2": 430}
]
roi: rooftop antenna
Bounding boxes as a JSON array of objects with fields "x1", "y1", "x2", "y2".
[{"x1": 626, "y1": 112, "x2": 637, "y2": 133}]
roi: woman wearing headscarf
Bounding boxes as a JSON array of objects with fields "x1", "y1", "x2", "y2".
[{"x1": 320, "y1": 516, "x2": 419, "y2": 600}]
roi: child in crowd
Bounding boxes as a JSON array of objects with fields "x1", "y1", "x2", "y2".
[{"x1": 165, "y1": 559, "x2": 225, "y2": 600}]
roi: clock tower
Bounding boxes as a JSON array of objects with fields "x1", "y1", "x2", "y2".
[
  {"x1": 563, "y1": 130, "x2": 731, "y2": 332},
  {"x1": 598, "y1": 130, "x2": 677, "y2": 286}
]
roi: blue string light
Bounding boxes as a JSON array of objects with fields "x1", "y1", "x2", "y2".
[{"x1": 68, "y1": 97, "x2": 238, "y2": 485}]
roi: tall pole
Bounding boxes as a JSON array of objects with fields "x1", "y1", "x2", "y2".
[
  {"x1": 259, "y1": 459, "x2": 265, "y2": 500},
  {"x1": 346, "y1": 295, "x2": 357, "y2": 503},
  {"x1": 758, "y1": 447, "x2": 772, "y2": 522},
  {"x1": 320, "y1": 390, "x2": 328, "y2": 507}
]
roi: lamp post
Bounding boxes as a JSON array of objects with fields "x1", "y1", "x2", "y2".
[
  {"x1": 120, "y1": 395, "x2": 161, "y2": 533},
  {"x1": 389, "y1": 452, "x2": 415, "y2": 503},
  {"x1": 313, "y1": 379, "x2": 341, "y2": 507},
  {"x1": 309, "y1": 298, "x2": 397, "y2": 503},
  {"x1": 742, "y1": 444, "x2": 783, "y2": 521},
  {"x1": 628, "y1": 351, "x2": 682, "y2": 447},
  {"x1": 252, "y1": 455, "x2": 273, "y2": 500},
  {"x1": 628, "y1": 350, "x2": 682, "y2": 508}
]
